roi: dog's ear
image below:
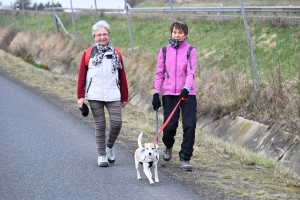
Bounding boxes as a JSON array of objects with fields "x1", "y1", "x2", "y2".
[
  {"x1": 155, "y1": 144, "x2": 159, "y2": 150},
  {"x1": 142, "y1": 144, "x2": 145, "y2": 148}
]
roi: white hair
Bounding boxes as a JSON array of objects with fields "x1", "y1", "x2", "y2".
[{"x1": 92, "y1": 20, "x2": 111, "y2": 36}]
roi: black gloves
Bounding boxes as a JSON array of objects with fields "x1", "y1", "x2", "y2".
[
  {"x1": 79, "y1": 103, "x2": 89, "y2": 117},
  {"x1": 152, "y1": 89, "x2": 188, "y2": 110},
  {"x1": 152, "y1": 93, "x2": 161, "y2": 111},
  {"x1": 179, "y1": 88, "x2": 189, "y2": 102}
]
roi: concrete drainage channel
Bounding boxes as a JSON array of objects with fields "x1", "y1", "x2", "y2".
[{"x1": 197, "y1": 115, "x2": 300, "y2": 175}]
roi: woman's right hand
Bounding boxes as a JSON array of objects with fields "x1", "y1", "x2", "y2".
[{"x1": 78, "y1": 98, "x2": 85, "y2": 108}]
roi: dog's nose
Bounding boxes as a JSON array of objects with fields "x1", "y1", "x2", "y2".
[{"x1": 149, "y1": 153, "x2": 152, "y2": 156}]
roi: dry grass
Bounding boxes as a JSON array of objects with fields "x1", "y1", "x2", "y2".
[
  {"x1": 117, "y1": 105, "x2": 300, "y2": 199},
  {"x1": 1, "y1": 21, "x2": 300, "y2": 199}
]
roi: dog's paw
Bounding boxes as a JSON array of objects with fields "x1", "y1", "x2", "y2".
[
  {"x1": 155, "y1": 179, "x2": 159, "y2": 183},
  {"x1": 137, "y1": 177, "x2": 141, "y2": 180},
  {"x1": 150, "y1": 181, "x2": 154, "y2": 184}
]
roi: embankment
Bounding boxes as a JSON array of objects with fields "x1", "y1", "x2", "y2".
[{"x1": 0, "y1": 27, "x2": 298, "y2": 174}]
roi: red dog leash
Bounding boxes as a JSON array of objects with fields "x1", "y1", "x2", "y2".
[{"x1": 152, "y1": 98, "x2": 186, "y2": 144}]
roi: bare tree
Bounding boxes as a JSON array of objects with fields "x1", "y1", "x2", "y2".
[{"x1": 14, "y1": 0, "x2": 31, "y2": 9}]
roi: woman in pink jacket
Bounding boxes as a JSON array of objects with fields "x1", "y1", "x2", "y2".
[{"x1": 152, "y1": 21, "x2": 197, "y2": 171}]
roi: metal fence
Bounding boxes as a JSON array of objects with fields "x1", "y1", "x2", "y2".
[{"x1": 129, "y1": 6, "x2": 300, "y2": 16}]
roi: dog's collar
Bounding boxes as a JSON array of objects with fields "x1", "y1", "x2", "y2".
[{"x1": 140, "y1": 155, "x2": 158, "y2": 162}]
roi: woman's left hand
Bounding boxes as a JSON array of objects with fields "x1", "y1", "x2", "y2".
[
  {"x1": 78, "y1": 98, "x2": 85, "y2": 108},
  {"x1": 121, "y1": 101, "x2": 127, "y2": 108}
]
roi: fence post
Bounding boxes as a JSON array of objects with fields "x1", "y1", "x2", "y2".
[
  {"x1": 1, "y1": 7, "x2": 6, "y2": 26},
  {"x1": 239, "y1": 0, "x2": 260, "y2": 92},
  {"x1": 54, "y1": 14, "x2": 68, "y2": 35},
  {"x1": 94, "y1": 0, "x2": 99, "y2": 22},
  {"x1": 70, "y1": 0, "x2": 77, "y2": 40},
  {"x1": 11, "y1": 2, "x2": 16, "y2": 29},
  {"x1": 35, "y1": 4, "x2": 40, "y2": 33},
  {"x1": 21, "y1": 0, "x2": 27, "y2": 31},
  {"x1": 169, "y1": 0, "x2": 176, "y2": 22},
  {"x1": 124, "y1": 0, "x2": 134, "y2": 54},
  {"x1": 52, "y1": 0, "x2": 58, "y2": 33}
]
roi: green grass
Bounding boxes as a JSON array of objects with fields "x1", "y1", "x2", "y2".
[
  {"x1": 1, "y1": 11, "x2": 299, "y2": 81},
  {"x1": 135, "y1": 0, "x2": 300, "y2": 7},
  {"x1": 135, "y1": 0, "x2": 166, "y2": 7},
  {"x1": 228, "y1": 188, "x2": 250, "y2": 197},
  {"x1": 20, "y1": 56, "x2": 45, "y2": 69},
  {"x1": 220, "y1": 173, "x2": 232, "y2": 179}
]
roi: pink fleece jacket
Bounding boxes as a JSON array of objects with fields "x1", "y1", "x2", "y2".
[{"x1": 153, "y1": 40, "x2": 197, "y2": 96}]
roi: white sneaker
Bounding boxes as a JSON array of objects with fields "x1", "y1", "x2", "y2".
[
  {"x1": 106, "y1": 146, "x2": 115, "y2": 163},
  {"x1": 98, "y1": 156, "x2": 108, "y2": 167}
]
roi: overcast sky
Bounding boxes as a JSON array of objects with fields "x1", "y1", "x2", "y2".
[{"x1": 1, "y1": 0, "x2": 125, "y2": 9}]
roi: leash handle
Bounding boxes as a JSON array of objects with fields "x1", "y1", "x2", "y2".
[
  {"x1": 152, "y1": 98, "x2": 182, "y2": 144},
  {"x1": 181, "y1": 97, "x2": 188, "y2": 102}
]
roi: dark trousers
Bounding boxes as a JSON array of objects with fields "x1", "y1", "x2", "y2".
[{"x1": 162, "y1": 95, "x2": 197, "y2": 161}]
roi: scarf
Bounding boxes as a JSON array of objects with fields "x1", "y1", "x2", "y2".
[
  {"x1": 168, "y1": 38, "x2": 184, "y2": 49},
  {"x1": 92, "y1": 42, "x2": 122, "y2": 73}
]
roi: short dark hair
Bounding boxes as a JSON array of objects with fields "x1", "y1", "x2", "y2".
[{"x1": 170, "y1": 21, "x2": 188, "y2": 36}]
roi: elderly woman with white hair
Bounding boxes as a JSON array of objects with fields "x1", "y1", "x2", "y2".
[{"x1": 77, "y1": 20, "x2": 128, "y2": 167}]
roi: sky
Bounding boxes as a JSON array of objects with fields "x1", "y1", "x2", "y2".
[{"x1": 1, "y1": 0, "x2": 126, "y2": 9}]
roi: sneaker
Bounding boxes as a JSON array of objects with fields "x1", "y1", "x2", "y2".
[
  {"x1": 106, "y1": 146, "x2": 115, "y2": 163},
  {"x1": 181, "y1": 160, "x2": 193, "y2": 171},
  {"x1": 98, "y1": 156, "x2": 109, "y2": 167},
  {"x1": 163, "y1": 147, "x2": 172, "y2": 161}
]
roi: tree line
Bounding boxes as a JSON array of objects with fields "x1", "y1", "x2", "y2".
[{"x1": 12, "y1": 0, "x2": 62, "y2": 10}]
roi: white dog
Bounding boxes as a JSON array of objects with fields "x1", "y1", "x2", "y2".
[{"x1": 134, "y1": 132, "x2": 159, "y2": 184}]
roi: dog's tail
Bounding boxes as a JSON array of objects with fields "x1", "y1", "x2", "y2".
[{"x1": 138, "y1": 131, "x2": 143, "y2": 148}]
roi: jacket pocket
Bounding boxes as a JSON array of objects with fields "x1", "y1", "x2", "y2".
[{"x1": 87, "y1": 78, "x2": 92, "y2": 93}]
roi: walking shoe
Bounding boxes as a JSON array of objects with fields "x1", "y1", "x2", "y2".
[
  {"x1": 98, "y1": 156, "x2": 109, "y2": 167},
  {"x1": 106, "y1": 146, "x2": 115, "y2": 163},
  {"x1": 163, "y1": 147, "x2": 172, "y2": 161},
  {"x1": 181, "y1": 160, "x2": 193, "y2": 171}
]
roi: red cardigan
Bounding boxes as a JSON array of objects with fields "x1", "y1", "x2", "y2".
[{"x1": 77, "y1": 47, "x2": 128, "y2": 103}]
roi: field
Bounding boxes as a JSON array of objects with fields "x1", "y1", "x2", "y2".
[
  {"x1": 138, "y1": 0, "x2": 300, "y2": 7},
  {"x1": 0, "y1": 3, "x2": 300, "y2": 198}
]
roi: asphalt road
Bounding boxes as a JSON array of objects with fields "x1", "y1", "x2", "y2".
[{"x1": 0, "y1": 75, "x2": 205, "y2": 200}]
